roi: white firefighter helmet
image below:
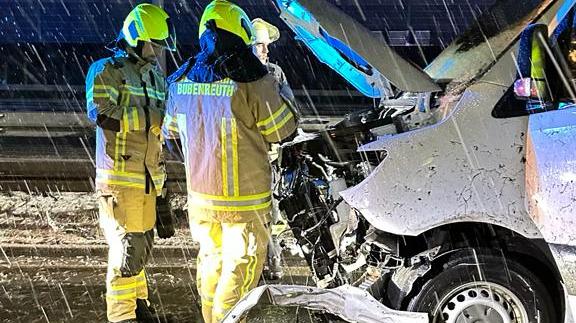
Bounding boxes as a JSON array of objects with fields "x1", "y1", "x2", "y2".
[{"x1": 252, "y1": 18, "x2": 280, "y2": 45}]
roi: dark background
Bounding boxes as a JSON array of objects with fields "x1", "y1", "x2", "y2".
[{"x1": 0, "y1": 0, "x2": 498, "y2": 115}]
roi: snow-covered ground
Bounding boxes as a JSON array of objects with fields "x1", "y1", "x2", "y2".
[
  {"x1": 0, "y1": 191, "x2": 192, "y2": 246},
  {"x1": 0, "y1": 192, "x2": 316, "y2": 322}
]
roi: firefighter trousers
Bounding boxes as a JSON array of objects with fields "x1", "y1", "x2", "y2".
[
  {"x1": 190, "y1": 217, "x2": 269, "y2": 323},
  {"x1": 98, "y1": 186, "x2": 157, "y2": 322}
]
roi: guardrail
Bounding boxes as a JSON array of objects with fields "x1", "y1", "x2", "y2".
[{"x1": 0, "y1": 84, "x2": 361, "y2": 192}]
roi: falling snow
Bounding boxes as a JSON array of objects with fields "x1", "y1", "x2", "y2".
[{"x1": 1, "y1": 0, "x2": 575, "y2": 322}]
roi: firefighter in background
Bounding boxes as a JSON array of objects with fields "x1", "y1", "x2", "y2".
[
  {"x1": 85, "y1": 3, "x2": 176, "y2": 322},
  {"x1": 252, "y1": 18, "x2": 295, "y2": 102},
  {"x1": 252, "y1": 17, "x2": 296, "y2": 281},
  {"x1": 162, "y1": 1, "x2": 298, "y2": 321}
]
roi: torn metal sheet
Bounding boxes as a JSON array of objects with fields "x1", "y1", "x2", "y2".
[{"x1": 221, "y1": 284, "x2": 428, "y2": 323}]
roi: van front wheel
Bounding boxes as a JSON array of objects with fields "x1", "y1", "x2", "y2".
[{"x1": 406, "y1": 251, "x2": 557, "y2": 323}]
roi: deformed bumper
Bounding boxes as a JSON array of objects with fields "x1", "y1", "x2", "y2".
[{"x1": 221, "y1": 284, "x2": 429, "y2": 323}]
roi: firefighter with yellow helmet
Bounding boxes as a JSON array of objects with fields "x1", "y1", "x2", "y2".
[
  {"x1": 85, "y1": 3, "x2": 176, "y2": 322},
  {"x1": 162, "y1": 1, "x2": 298, "y2": 322}
]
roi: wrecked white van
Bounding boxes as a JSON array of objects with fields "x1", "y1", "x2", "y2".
[{"x1": 225, "y1": 0, "x2": 576, "y2": 322}]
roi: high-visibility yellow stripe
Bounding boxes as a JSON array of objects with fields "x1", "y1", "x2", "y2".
[
  {"x1": 256, "y1": 103, "x2": 287, "y2": 127},
  {"x1": 118, "y1": 85, "x2": 165, "y2": 101},
  {"x1": 92, "y1": 85, "x2": 119, "y2": 105},
  {"x1": 120, "y1": 90, "x2": 165, "y2": 101},
  {"x1": 94, "y1": 85, "x2": 119, "y2": 97},
  {"x1": 96, "y1": 172, "x2": 146, "y2": 186},
  {"x1": 190, "y1": 201, "x2": 272, "y2": 212},
  {"x1": 92, "y1": 93, "x2": 118, "y2": 105},
  {"x1": 189, "y1": 194, "x2": 270, "y2": 207},
  {"x1": 240, "y1": 254, "x2": 257, "y2": 296},
  {"x1": 148, "y1": 88, "x2": 166, "y2": 101},
  {"x1": 96, "y1": 179, "x2": 145, "y2": 189},
  {"x1": 106, "y1": 276, "x2": 146, "y2": 294},
  {"x1": 188, "y1": 191, "x2": 271, "y2": 201},
  {"x1": 131, "y1": 106, "x2": 140, "y2": 130},
  {"x1": 96, "y1": 175, "x2": 145, "y2": 187},
  {"x1": 106, "y1": 292, "x2": 137, "y2": 301},
  {"x1": 96, "y1": 169, "x2": 146, "y2": 184},
  {"x1": 123, "y1": 108, "x2": 130, "y2": 132},
  {"x1": 261, "y1": 113, "x2": 294, "y2": 136},
  {"x1": 108, "y1": 280, "x2": 147, "y2": 291},
  {"x1": 231, "y1": 118, "x2": 239, "y2": 197},
  {"x1": 258, "y1": 106, "x2": 292, "y2": 133},
  {"x1": 120, "y1": 85, "x2": 144, "y2": 94},
  {"x1": 114, "y1": 133, "x2": 121, "y2": 171},
  {"x1": 97, "y1": 169, "x2": 146, "y2": 179},
  {"x1": 221, "y1": 118, "x2": 228, "y2": 197}
]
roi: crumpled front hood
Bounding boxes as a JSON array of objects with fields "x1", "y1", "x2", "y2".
[{"x1": 275, "y1": 0, "x2": 440, "y2": 99}]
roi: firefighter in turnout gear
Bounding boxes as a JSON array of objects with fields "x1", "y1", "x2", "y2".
[
  {"x1": 85, "y1": 3, "x2": 176, "y2": 322},
  {"x1": 252, "y1": 17, "x2": 296, "y2": 281},
  {"x1": 162, "y1": 1, "x2": 298, "y2": 321},
  {"x1": 252, "y1": 18, "x2": 295, "y2": 102}
]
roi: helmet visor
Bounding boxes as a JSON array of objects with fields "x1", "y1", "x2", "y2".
[{"x1": 153, "y1": 18, "x2": 177, "y2": 51}]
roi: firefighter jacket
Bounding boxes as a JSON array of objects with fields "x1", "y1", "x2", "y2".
[
  {"x1": 162, "y1": 73, "x2": 298, "y2": 223},
  {"x1": 266, "y1": 62, "x2": 295, "y2": 102},
  {"x1": 86, "y1": 54, "x2": 166, "y2": 194}
]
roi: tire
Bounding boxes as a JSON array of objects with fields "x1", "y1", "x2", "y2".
[{"x1": 406, "y1": 250, "x2": 557, "y2": 323}]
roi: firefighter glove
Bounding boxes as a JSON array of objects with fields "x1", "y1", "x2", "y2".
[{"x1": 155, "y1": 195, "x2": 176, "y2": 239}]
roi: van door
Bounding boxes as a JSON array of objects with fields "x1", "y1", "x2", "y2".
[{"x1": 494, "y1": 16, "x2": 576, "y2": 246}]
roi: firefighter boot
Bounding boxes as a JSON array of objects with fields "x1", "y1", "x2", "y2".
[
  {"x1": 263, "y1": 235, "x2": 284, "y2": 280},
  {"x1": 135, "y1": 299, "x2": 174, "y2": 323}
]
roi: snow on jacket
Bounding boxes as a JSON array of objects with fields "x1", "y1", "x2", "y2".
[{"x1": 86, "y1": 55, "x2": 166, "y2": 194}]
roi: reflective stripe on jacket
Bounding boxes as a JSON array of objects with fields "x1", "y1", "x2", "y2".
[
  {"x1": 163, "y1": 73, "x2": 297, "y2": 222},
  {"x1": 86, "y1": 55, "x2": 166, "y2": 194}
]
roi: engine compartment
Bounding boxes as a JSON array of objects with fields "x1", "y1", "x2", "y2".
[{"x1": 274, "y1": 91, "x2": 448, "y2": 288}]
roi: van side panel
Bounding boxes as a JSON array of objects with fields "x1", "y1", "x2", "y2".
[
  {"x1": 526, "y1": 109, "x2": 576, "y2": 246},
  {"x1": 341, "y1": 53, "x2": 542, "y2": 239}
]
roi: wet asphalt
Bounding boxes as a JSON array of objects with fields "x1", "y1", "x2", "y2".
[{"x1": 0, "y1": 245, "x2": 320, "y2": 323}]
